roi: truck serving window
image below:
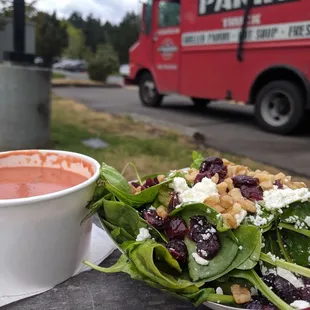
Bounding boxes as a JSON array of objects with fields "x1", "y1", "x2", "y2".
[{"x1": 158, "y1": 0, "x2": 180, "y2": 28}]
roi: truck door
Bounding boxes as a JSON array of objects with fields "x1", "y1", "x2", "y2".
[{"x1": 153, "y1": 0, "x2": 180, "y2": 93}]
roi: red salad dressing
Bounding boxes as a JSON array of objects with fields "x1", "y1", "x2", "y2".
[{"x1": 0, "y1": 166, "x2": 88, "y2": 199}]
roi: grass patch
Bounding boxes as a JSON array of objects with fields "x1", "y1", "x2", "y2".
[
  {"x1": 52, "y1": 72, "x2": 66, "y2": 79},
  {"x1": 51, "y1": 96, "x2": 310, "y2": 186}
]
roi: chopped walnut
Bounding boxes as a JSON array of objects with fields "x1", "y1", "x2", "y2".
[
  {"x1": 275, "y1": 172, "x2": 286, "y2": 180},
  {"x1": 231, "y1": 203, "x2": 242, "y2": 215},
  {"x1": 211, "y1": 173, "x2": 219, "y2": 184},
  {"x1": 220, "y1": 194, "x2": 234, "y2": 209},
  {"x1": 156, "y1": 206, "x2": 168, "y2": 218},
  {"x1": 222, "y1": 213, "x2": 238, "y2": 229},
  {"x1": 235, "y1": 165, "x2": 248, "y2": 176},
  {"x1": 224, "y1": 178, "x2": 234, "y2": 190},
  {"x1": 246, "y1": 171, "x2": 256, "y2": 177},
  {"x1": 131, "y1": 185, "x2": 142, "y2": 195},
  {"x1": 204, "y1": 195, "x2": 220, "y2": 208},
  {"x1": 255, "y1": 172, "x2": 274, "y2": 183},
  {"x1": 213, "y1": 204, "x2": 226, "y2": 213},
  {"x1": 260, "y1": 181, "x2": 274, "y2": 190},
  {"x1": 227, "y1": 165, "x2": 237, "y2": 178},
  {"x1": 184, "y1": 169, "x2": 199, "y2": 183},
  {"x1": 229, "y1": 188, "x2": 256, "y2": 213},
  {"x1": 231, "y1": 285, "x2": 251, "y2": 304},
  {"x1": 217, "y1": 182, "x2": 228, "y2": 195},
  {"x1": 157, "y1": 174, "x2": 166, "y2": 183}
]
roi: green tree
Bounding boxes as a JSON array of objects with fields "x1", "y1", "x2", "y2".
[
  {"x1": 63, "y1": 23, "x2": 86, "y2": 59},
  {"x1": 35, "y1": 11, "x2": 68, "y2": 67},
  {"x1": 111, "y1": 12, "x2": 139, "y2": 64},
  {"x1": 0, "y1": 0, "x2": 37, "y2": 19},
  {"x1": 88, "y1": 44, "x2": 119, "y2": 82}
]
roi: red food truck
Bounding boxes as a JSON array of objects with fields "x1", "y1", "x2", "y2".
[{"x1": 128, "y1": 0, "x2": 310, "y2": 134}]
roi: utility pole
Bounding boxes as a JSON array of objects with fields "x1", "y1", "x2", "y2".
[{"x1": 3, "y1": 0, "x2": 34, "y2": 64}]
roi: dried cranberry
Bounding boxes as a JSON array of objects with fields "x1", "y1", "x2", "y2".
[
  {"x1": 131, "y1": 182, "x2": 140, "y2": 188},
  {"x1": 166, "y1": 239, "x2": 188, "y2": 264},
  {"x1": 274, "y1": 179, "x2": 284, "y2": 189},
  {"x1": 168, "y1": 192, "x2": 180, "y2": 213},
  {"x1": 240, "y1": 185, "x2": 263, "y2": 201},
  {"x1": 164, "y1": 216, "x2": 188, "y2": 240},
  {"x1": 298, "y1": 287, "x2": 310, "y2": 302},
  {"x1": 154, "y1": 177, "x2": 159, "y2": 184},
  {"x1": 144, "y1": 178, "x2": 156, "y2": 188},
  {"x1": 232, "y1": 175, "x2": 259, "y2": 187},
  {"x1": 244, "y1": 300, "x2": 264, "y2": 310},
  {"x1": 200, "y1": 157, "x2": 224, "y2": 173},
  {"x1": 188, "y1": 216, "x2": 214, "y2": 242},
  {"x1": 142, "y1": 209, "x2": 164, "y2": 230},
  {"x1": 262, "y1": 274, "x2": 300, "y2": 304},
  {"x1": 195, "y1": 157, "x2": 227, "y2": 184},
  {"x1": 196, "y1": 234, "x2": 220, "y2": 260}
]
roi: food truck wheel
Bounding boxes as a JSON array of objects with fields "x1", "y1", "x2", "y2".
[
  {"x1": 191, "y1": 97, "x2": 210, "y2": 109},
  {"x1": 255, "y1": 80, "x2": 304, "y2": 135},
  {"x1": 139, "y1": 72, "x2": 163, "y2": 107}
]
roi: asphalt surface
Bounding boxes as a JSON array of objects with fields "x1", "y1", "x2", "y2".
[{"x1": 53, "y1": 87, "x2": 310, "y2": 178}]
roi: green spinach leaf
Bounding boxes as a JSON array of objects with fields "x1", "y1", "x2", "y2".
[
  {"x1": 279, "y1": 201, "x2": 310, "y2": 225},
  {"x1": 100, "y1": 162, "x2": 131, "y2": 193},
  {"x1": 169, "y1": 202, "x2": 230, "y2": 232},
  {"x1": 190, "y1": 151, "x2": 205, "y2": 170},
  {"x1": 185, "y1": 234, "x2": 238, "y2": 282},
  {"x1": 281, "y1": 228, "x2": 310, "y2": 267},
  {"x1": 100, "y1": 194, "x2": 167, "y2": 242},
  {"x1": 105, "y1": 180, "x2": 170, "y2": 207},
  {"x1": 126, "y1": 240, "x2": 205, "y2": 293}
]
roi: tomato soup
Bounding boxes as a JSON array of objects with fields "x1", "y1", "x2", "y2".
[{"x1": 0, "y1": 166, "x2": 88, "y2": 199}]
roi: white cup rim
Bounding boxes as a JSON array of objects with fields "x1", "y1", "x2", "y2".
[{"x1": 0, "y1": 149, "x2": 100, "y2": 207}]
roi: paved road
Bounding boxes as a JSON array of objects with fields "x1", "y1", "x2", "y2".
[{"x1": 53, "y1": 87, "x2": 310, "y2": 178}]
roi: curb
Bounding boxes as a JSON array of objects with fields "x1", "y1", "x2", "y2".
[{"x1": 52, "y1": 83, "x2": 124, "y2": 89}]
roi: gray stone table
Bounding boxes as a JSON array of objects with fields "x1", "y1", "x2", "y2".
[{"x1": 3, "y1": 221, "x2": 208, "y2": 310}]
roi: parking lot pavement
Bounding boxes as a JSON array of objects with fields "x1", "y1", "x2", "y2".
[{"x1": 53, "y1": 87, "x2": 310, "y2": 178}]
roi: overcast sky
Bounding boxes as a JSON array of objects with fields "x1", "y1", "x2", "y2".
[{"x1": 35, "y1": 0, "x2": 140, "y2": 24}]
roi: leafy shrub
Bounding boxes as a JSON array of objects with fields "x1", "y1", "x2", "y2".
[{"x1": 88, "y1": 44, "x2": 119, "y2": 82}]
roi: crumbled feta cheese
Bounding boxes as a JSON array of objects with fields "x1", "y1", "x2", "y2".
[
  {"x1": 200, "y1": 249, "x2": 208, "y2": 257},
  {"x1": 171, "y1": 177, "x2": 218, "y2": 207},
  {"x1": 277, "y1": 267, "x2": 304, "y2": 288},
  {"x1": 136, "y1": 228, "x2": 151, "y2": 241},
  {"x1": 235, "y1": 209, "x2": 247, "y2": 225},
  {"x1": 201, "y1": 233, "x2": 211, "y2": 240},
  {"x1": 192, "y1": 253, "x2": 210, "y2": 265},
  {"x1": 290, "y1": 300, "x2": 310, "y2": 309},
  {"x1": 149, "y1": 206, "x2": 156, "y2": 210},
  {"x1": 267, "y1": 252, "x2": 277, "y2": 262},
  {"x1": 305, "y1": 216, "x2": 310, "y2": 227},
  {"x1": 250, "y1": 287, "x2": 258, "y2": 296},
  {"x1": 216, "y1": 287, "x2": 223, "y2": 295},
  {"x1": 263, "y1": 187, "x2": 310, "y2": 211},
  {"x1": 239, "y1": 246, "x2": 243, "y2": 250},
  {"x1": 248, "y1": 203, "x2": 274, "y2": 227}
]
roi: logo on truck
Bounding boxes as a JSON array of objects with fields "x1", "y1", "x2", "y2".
[
  {"x1": 199, "y1": 0, "x2": 299, "y2": 15},
  {"x1": 158, "y1": 38, "x2": 178, "y2": 60}
]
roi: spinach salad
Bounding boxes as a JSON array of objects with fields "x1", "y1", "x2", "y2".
[{"x1": 84, "y1": 152, "x2": 310, "y2": 310}]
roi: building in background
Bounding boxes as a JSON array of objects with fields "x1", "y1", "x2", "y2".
[{"x1": 0, "y1": 18, "x2": 35, "y2": 62}]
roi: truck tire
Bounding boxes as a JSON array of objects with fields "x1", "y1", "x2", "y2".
[
  {"x1": 138, "y1": 72, "x2": 163, "y2": 107},
  {"x1": 191, "y1": 97, "x2": 210, "y2": 109},
  {"x1": 254, "y1": 80, "x2": 305, "y2": 134}
]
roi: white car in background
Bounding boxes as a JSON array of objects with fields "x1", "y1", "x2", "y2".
[{"x1": 119, "y1": 64, "x2": 129, "y2": 77}]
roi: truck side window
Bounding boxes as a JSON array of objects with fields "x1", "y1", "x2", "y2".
[
  {"x1": 145, "y1": 0, "x2": 153, "y2": 34},
  {"x1": 158, "y1": 0, "x2": 180, "y2": 28}
]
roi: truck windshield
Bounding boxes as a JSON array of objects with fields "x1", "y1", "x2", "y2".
[{"x1": 158, "y1": 0, "x2": 180, "y2": 28}]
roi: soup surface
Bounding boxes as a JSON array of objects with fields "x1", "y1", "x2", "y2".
[{"x1": 0, "y1": 166, "x2": 87, "y2": 199}]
